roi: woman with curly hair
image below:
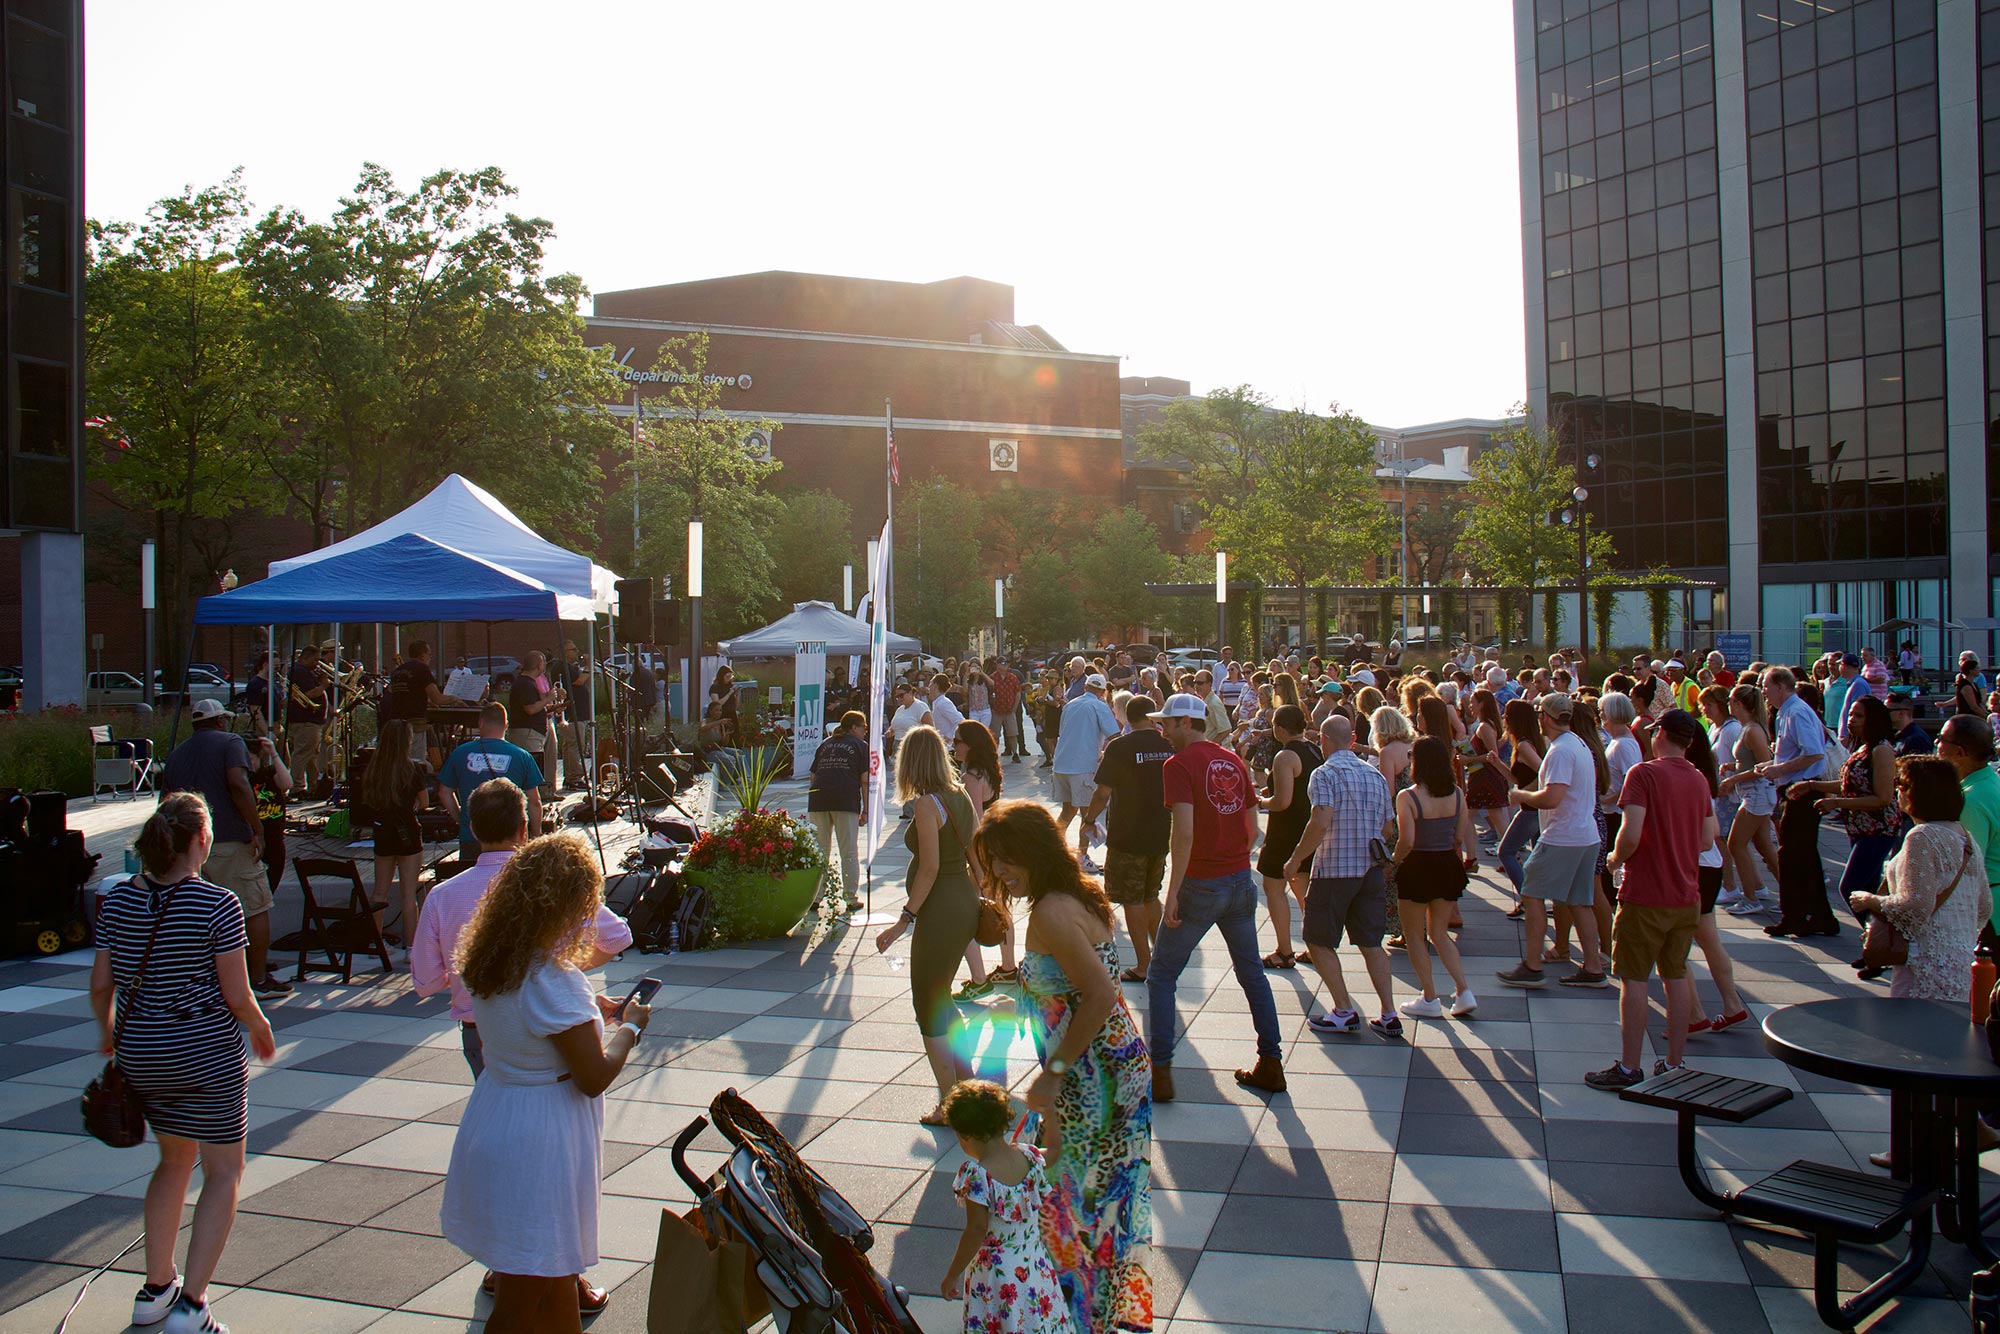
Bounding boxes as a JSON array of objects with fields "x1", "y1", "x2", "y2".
[
  {"x1": 441, "y1": 834, "x2": 651, "y2": 1334},
  {"x1": 974, "y1": 799, "x2": 1151, "y2": 1334}
]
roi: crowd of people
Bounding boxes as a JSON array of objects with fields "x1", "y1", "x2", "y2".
[{"x1": 89, "y1": 626, "x2": 2000, "y2": 1334}]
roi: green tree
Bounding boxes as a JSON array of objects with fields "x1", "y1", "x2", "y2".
[
  {"x1": 237, "y1": 163, "x2": 624, "y2": 547},
  {"x1": 1132, "y1": 385, "x2": 1273, "y2": 516},
  {"x1": 1642, "y1": 569, "x2": 1675, "y2": 654},
  {"x1": 1460, "y1": 418, "x2": 1617, "y2": 644},
  {"x1": 768, "y1": 490, "x2": 857, "y2": 610},
  {"x1": 1007, "y1": 550, "x2": 1085, "y2": 648},
  {"x1": 628, "y1": 331, "x2": 784, "y2": 640},
  {"x1": 1209, "y1": 407, "x2": 1394, "y2": 594},
  {"x1": 895, "y1": 479, "x2": 987, "y2": 652},
  {"x1": 1406, "y1": 494, "x2": 1471, "y2": 585},
  {"x1": 86, "y1": 174, "x2": 276, "y2": 680},
  {"x1": 1072, "y1": 507, "x2": 1175, "y2": 638},
  {"x1": 978, "y1": 485, "x2": 1086, "y2": 571}
]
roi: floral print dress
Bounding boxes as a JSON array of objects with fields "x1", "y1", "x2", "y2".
[
  {"x1": 951, "y1": 1145, "x2": 1075, "y2": 1334},
  {"x1": 1020, "y1": 940, "x2": 1152, "y2": 1333}
]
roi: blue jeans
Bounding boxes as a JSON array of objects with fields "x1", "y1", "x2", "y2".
[
  {"x1": 1497, "y1": 809, "x2": 1541, "y2": 893},
  {"x1": 1147, "y1": 869, "x2": 1284, "y2": 1065},
  {"x1": 1839, "y1": 833, "x2": 1898, "y2": 925}
]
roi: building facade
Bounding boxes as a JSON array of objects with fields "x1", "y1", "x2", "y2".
[{"x1": 1514, "y1": 0, "x2": 1996, "y2": 666}]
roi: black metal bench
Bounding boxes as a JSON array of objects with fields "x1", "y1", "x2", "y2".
[{"x1": 1623, "y1": 1067, "x2": 1937, "y2": 1331}]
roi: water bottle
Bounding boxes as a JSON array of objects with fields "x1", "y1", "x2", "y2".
[
  {"x1": 668, "y1": 920, "x2": 679, "y2": 953},
  {"x1": 1972, "y1": 1266, "x2": 2000, "y2": 1333},
  {"x1": 1974, "y1": 944, "x2": 1997, "y2": 1025}
]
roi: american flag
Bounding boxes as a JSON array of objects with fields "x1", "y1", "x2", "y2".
[
  {"x1": 85, "y1": 416, "x2": 131, "y2": 450},
  {"x1": 887, "y1": 410, "x2": 900, "y2": 486}
]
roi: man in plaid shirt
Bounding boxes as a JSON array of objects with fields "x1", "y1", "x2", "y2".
[
  {"x1": 1283, "y1": 715, "x2": 1400, "y2": 1036},
  {"x1": 987, "y1": 657, "x2": 1024, "y2": 760}
]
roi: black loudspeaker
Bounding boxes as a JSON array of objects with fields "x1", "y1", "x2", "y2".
[
  {"x1": 615, "y1": 578, "x2": 655, "y2": 642},
  {"x1": 653, "y1": 598, "x2": 680, "y2": 647},
  {"x1": 26, "y1": 791, "x2": 65, "y2": 842}
]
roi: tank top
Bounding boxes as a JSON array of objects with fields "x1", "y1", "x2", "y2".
[
  {"x1": 1511, "y1": 748, "x2": 1539, "y2": 789},
  {"x1": 904, "y1": 789, "x2": 977, "y2": 881},
  {"x1": 1411, "y1": 789, "x2": 1461, "y2": 852},
  {"x1": 1264, "y1": 739, "x2": 1323, "y2": 849}
]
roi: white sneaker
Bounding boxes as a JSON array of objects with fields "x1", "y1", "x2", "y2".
[
  {"x1": 1398, "y1": 996, "x2": 1445, "y2": 1020},
  {"x1": 164, "y1": 1297, "x2": 229, "y2": 1334},
  {"x1": 133, "y1": 1276, "x2": 182, "y2": 1326},
  {"x1": 1449, "y1": 989, "x2": 1479, "y2": 1017},
  {"x1": 1725, "y1": 897, "x2": 1766, "y2": 916},
  {"x1": 1713, "y1": 888, "x2": 1746, "y2": 908}
]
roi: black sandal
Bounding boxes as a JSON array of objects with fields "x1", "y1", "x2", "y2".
[{"x1": 1261, "y1": 950, "x2": 1298, "y2": 969}]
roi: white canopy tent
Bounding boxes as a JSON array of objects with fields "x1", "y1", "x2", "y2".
[
  {"x1": 720, "y1": 601, "x2": 921, "y2": 658},
  {"x1": 269, "y1": 473, "x2": 619, "y2": 613}
]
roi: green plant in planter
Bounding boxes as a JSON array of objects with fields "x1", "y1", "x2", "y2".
[
  {"x1": 711, "y1": 738, "x2": 792, "y2": 812},
  {"x1": 681, "y1": 806, "x2": 826, "y2": 945}
]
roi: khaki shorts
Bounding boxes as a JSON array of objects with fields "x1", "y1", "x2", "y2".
[
  {"x1": 1611, "y1": 902, "x2": 1700, "y2": 981},
  {"x1": 1103, "y1": 849, "x2": 1166, "y2": 904},
  {"x1": 204, "y1": 839, "x2": 273, "y2": 918},
  {"x1": 1051, "y1": 772, "x2": 1095, "y2": 806}
]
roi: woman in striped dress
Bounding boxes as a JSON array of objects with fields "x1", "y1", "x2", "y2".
[{"x1": 90, "y1": 793, "x2": 276, "y2": 1334}]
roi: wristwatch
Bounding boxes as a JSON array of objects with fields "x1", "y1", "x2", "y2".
[
  {"x1": 1045, "y1": 1057, "x2": 1069, "y2": 1077},
  {"x1": 900, "y1": 908, "x2": 917, "y2": 922}
]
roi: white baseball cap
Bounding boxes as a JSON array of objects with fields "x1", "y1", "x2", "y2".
[
  {"x1": 190, "y1": 698, "x2": 233, "y2": 720},
  {"x1": 1346, "y1": 668, "x2": 1377, "y2": 687},
  {"x1": 1149, "y1": 692, "x2": 1209, "y2": 721},
  {"x1": 1084, "y1": 673, "x2": 1108, "y2": 690}
]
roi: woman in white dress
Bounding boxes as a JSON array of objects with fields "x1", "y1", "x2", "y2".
[{"x1": 441, "y1": 834, "x2": 652, "y2": 1334}]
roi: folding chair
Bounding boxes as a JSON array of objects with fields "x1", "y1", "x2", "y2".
[
  {"x1": 90, "y1": 725, "x2": 139, "y2": 802},
  {"x1": 286, "y1": 857, "x2": 393, "y2": 984}
]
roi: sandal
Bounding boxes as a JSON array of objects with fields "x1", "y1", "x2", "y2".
[
  {"x1": 1119, "y1": 967, "x2": 1148, "y2": 983},
  {"x1": 919, "y1": 1107, "x2": 950, "y2": 1127},
  {"x1": 1506, "y1": 905, "x2": 1527, "y2": 921},
  {"x1": 1261, "y1": 950, "x2": 1298, "y2": 970}
]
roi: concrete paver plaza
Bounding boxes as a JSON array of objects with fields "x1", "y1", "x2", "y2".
[{"x1": 0, "y1": 764, "x2": 1980, "y2": 1332}]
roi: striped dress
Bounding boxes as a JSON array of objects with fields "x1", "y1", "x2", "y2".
[{"x1": 95, "y1": 874, "x2": 250, "y2": 1142}]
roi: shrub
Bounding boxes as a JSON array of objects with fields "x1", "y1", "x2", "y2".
[
  {"x1": 0, "y1": 707, "x2": 188, "y2": 797},
  {"x1": 681, "y1": 806, "x2": 826, "y2": 946}
]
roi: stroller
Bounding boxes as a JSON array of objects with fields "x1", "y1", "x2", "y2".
[{"x1": 670, "y1": 1089, "x2": 926, "y2": 1334}]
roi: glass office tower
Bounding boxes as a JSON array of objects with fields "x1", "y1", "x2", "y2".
[{"x1": 1516, "y1": 0, "x2": 1993, "y2": 666}]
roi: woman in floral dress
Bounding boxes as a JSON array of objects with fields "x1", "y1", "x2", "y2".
[{"x1": 973, "y1": 800, "x2": 1151, "y2": 1334}]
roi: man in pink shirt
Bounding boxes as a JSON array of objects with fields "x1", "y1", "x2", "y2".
[
  {"x1": 410, "y1": 776, "x2": 633, "y2": 1315},
  {"x1": 412, "y1": 777, "x2": 633, "y2": 1077},
  {"x1": 1859, "y1": 647, "x2": 1891, "y2": 702}
]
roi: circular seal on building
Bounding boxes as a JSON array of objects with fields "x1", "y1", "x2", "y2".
[{"x1": 736, "y1": 373, "x2": 753, "y2": 391}]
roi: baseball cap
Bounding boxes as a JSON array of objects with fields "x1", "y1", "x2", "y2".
[
  {"x1": 1888, "y1": 695, "x2": 1915, "y2": 712},
  {"x1": 1840, "y1": 652, "x2": 1861, "y2": 667},
  {"x1": 189, "y1": 698, "x2": 233, "y2": 720},
  {"x1": 1535, "y1": 691, "x2": 1574, "y2": 718},
  {"x1": 1318, "y1": 680, "x2": 1343, "y2": 695},
  {"x1": 1346, "y1": 668, "x2": 1377, "y2": 687},
  {"x1": 1149, "y1": 692, "x2": 1209, "y2": 721},
  {"x1": 1084, "y1": 673, "x2": 1108, "y2": 690},
  {"x1": 1665, "y1": 658, "x2": 1686, "y2": 671}
]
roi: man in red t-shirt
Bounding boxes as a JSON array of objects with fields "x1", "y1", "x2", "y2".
[
  {"x1": 987, "y1": 657, "x2": 1024, "y2": 761},
  {"x1": 1587, "y1": 709, "x2": 1720, "y2": 1091},
  {"x1": 1146, "y1": 693, "x2": 1285, "y2": 1103}
]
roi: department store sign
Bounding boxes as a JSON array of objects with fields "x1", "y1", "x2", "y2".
[{"x1": 611, "y1": 347, "x2": 752, "y2": 389}]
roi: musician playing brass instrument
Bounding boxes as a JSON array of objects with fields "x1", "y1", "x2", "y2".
[
  {"x1": 383, "y1": 641, "x2": 452, "y2": 767},
  {"x1": 285, "y1": 641, "x2": 333, "y2": 787}
]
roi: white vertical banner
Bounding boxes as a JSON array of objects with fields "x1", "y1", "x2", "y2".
[
  {"x1": 864, "y1": 520, "x2": 892, "y2": 877},
  {"x1": 793, "y1": 641, "x2": 826, "y2": 777}
]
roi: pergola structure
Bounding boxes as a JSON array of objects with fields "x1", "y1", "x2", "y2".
[{"x1": 1143, "y1": 579, "x2": 1721, "y2": 660}]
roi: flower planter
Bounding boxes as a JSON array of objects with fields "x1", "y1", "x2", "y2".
[
  {"x1": 709, "y1": 745, "x2": 785, "y2": 781},
  {"x1": 685, "y1": 864, "x2": 822, "y2": 943}
]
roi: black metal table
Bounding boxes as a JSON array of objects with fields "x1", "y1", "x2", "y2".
[{"x1": 1764, "y1": 996, "x2": 2000, "y2": 1263}]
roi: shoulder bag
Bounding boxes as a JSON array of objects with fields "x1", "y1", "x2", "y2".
[
  {"x1": 81, "y1": 883, "x2": 179, "y2": 1147},
  {"x1": 1861, "y1": 834, "x2": 1973, "y2": 969}
]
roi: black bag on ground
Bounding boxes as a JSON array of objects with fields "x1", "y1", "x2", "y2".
[
  {"x1": 670, "y1": 880, "x2": 711, "y2": 952},
  {"x1": 604, "y1": 870, "x2": 652, "y2": 919}
]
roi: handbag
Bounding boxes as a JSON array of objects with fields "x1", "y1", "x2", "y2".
[
  {"x1": 80, "y1": 882, "x2": 179, "y2": 1148},
  {"x1": 1860, "y1": 835, "x2": 1973, "y2": 969},
  {"x1": 975, "y1": 895, "x2": 1010, "y2": 948}
]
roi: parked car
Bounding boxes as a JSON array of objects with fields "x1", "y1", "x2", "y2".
[
  {"x1": 157, "y1": 667, "x2": 234, "y2": 709},
  {"x1": 84, "y1": 671, "x2": 145, "y2": 708}
]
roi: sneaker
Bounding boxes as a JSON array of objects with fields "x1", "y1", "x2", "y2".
[
  {"x1": 1495, "y1": 963, "x2": 1546, "y2": 989},
  {"x1": 164, "y1": 1297, "x2": 229, "y2": 1334},
  {"x1": 1713, "y1": 889, "x2": 1746, "y2": 908},
  {"x1": 1559, "y1": 969, "x2": 1611, "y2": 989},
  {"x1": 954, "y1": 979, "x2": 993, "y2": 1001},
  {"x1": 1397, "y1": 996, "x2": 1445, "y2": 1020},
  {"x1": 1449, "y1": 989, "x2": 1479, "y2": 1017},
  {"x1": 1307, "y1": 1008, "x2": 1360, "y2": 1035},
  {"x1": 1652, "y1": 1059, "x2": 1686, "y2": 1076},
  {"x1": 1080, "y1": 855, "x2": 1102, "y2": 875},
  {"x1": 1687, "y1": 1008, "x2": 1750, "y2": 1035},
  {"x1": 133, "y1": 1276, "x2": 182, "y2": 1326},
  {"x1": 1369, "y1": 1013, "x2": 1406, "y2": 1038},
  {"x1": 1582, "y1": 1062, "x2": 1645, "y2": 1092}
]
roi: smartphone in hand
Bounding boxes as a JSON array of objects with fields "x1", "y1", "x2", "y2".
[{"x1": 621, "y1": 977, "x2": 663, "y2": 1016}]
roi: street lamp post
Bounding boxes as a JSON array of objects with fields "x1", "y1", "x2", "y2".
[
  {"x1": 1215, "y1": 551, "x2": 1229, "y2": 656},
  {"x1": 685, "y1": 517, "x2": 703, "y2": 726},
  {"x1": 140, "y1": 540, "x2": 156, "y2": 706},
  {"x1": 843, "y1": 563, "x2": 854, "y2": 613},
  {"x1": 994, "y1": 577, "x2": 1005, "y2": 659},
  {"x1": 1567, "y1": 450, "x2": 1599, "y2": 672}
]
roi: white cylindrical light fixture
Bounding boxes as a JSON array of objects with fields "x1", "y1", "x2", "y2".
[
  {"x1": 995, "y1": 577, "x2": 1005, "y2": 619},
  {"x1": 866, "y1": 538, "x2": 879, "y2": 588},
  {"x1": 843, "y1": 564, "x2": 854, "y2": 611},
  {"x1": 1215, "y1": 551, "x2": 1228, "y2": 603},
  {"x1": 687, "y1": 519, "x2": 704, "y2": 599},
  {"x1": 140, "y1": 541, "x2": 156, "y2": 611}
]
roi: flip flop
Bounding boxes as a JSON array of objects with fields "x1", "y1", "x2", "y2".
[
  {"x1": 1261, "y1": 951, "x2": 1298, "y2": 970},
  {"x1": 919, "y1": 1107, "x2": 950, "y2": 1127},
  {"x1": 1120, "y1": 967, "x2": 1148, "y2": 983}
]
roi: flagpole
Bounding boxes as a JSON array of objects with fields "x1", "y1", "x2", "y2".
[{"x1": 884, "y1": 397, "x2": 895, "y2": 634}]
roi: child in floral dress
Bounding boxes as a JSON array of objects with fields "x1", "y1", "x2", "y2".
[{"x1": 940, "y1": 1080, "x2": 1075, "y2": 1334}]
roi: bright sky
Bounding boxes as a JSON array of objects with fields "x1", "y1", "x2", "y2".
[{"x1": 86, "y1": 2, "x2": 1526, "y2": 428}]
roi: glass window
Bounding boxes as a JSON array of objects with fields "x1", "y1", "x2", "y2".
[
  {"x1": 1793, "y1": 315, "x2": 1828, "y2": 364},
  {"x1": 1864, "y1": 301, "x2": 1903, "y2": 355},
  {"x1": 1894, "y1": 34, "x2": 1936, "y2": 93},
  {"x1": 1828, "y1": 358, "x2": 1866, "y2": 411},
  {"x1": 1904, "y1": 346, "x2": 1944, "y2": 399},
  {"x1": 1899, "y1": 138, "x2": 1939, "y2": 194},
  {"x1": 8, "y1": 191, "x2": 66, "y2": 293},
  {"x1": 1901, "y1": 188, "x2": 1941, "y2": 245},
  {"x1": 1689, "y1": 240, "x2": 1721, "y2": 288},
  {"x1": 1856, "y1": 47, "x2": 1897, "y2": 105},
  {"x1": 1820, "y1": 59, "x2": 1857, "y2": 113},
  {"x1": 1862, "y1": 249, "x2": 1901, "y2": 304},
  {"x1": 1790, "y1": 266, "x2": 1825, "y2": 318},
  {"x1": 1822, "y1": 157, "x2": 1860, "y2": 212},
  {"x1": 5, "y1": 19, "x2": 67, "y2": 129},
  {"x1": 1902, "y1": 293, "x2": 1943, "y2": 347},
  {"x1": 1860, "y1": 199, "x2": 1900, "y2": 252},
  {"x1": 1859, "y1": 147, "x2": 1899, "y2": 202},
  {"x1": 12, "y1": 358, "x2": 66, "y2": 459},
  {"x1": 1782, "y1": 70, "x2": 1820, "y2": 123},
  {"x1": 1820, "y1": 108, "x2": 1858, "y2": 162},
  {"x1": 1827, "y1": 307, "x2": 1865, "y2": 360},
  {"x1": 1824, "y1": 258, "x2": 1863, "y2": 311}
]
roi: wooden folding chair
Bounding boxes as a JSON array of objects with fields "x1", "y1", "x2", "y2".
[{"x1": 287, "y1": 857, "x2": 393, "y2": 984}]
